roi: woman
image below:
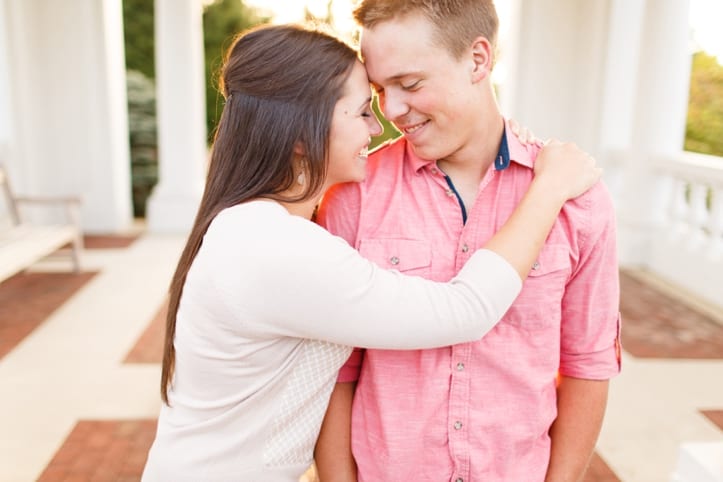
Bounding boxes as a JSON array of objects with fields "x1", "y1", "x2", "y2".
[{"x1": 142, "y1": 24, "x2": 600, "y2": 481}]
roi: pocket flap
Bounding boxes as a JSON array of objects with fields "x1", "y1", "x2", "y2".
[
  {"x1": 358, "y1": 238, "x2": 432, "y2": 271},
  {"x1": 528, "y1": 244, "x2": 570, "y2": 277}
]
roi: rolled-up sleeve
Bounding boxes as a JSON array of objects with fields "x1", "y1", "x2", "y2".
[{"x1": 559, "y1": 182, "x2": 622, "y2": 379}]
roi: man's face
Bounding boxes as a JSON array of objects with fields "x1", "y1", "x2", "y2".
[{"x1": 361, "y1": 13, "x2": 482, "y2": 162}]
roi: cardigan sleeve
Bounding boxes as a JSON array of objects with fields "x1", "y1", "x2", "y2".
[{"x1": 241, "y1": 217, "x2": 522, "y2": 349}]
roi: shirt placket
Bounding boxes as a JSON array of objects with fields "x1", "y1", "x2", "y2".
[
  {"x1": 427, "y1": 164, "x2": 466, "y2": 226},
  {"x1": 448, "y1": 341, "x2": 472, "y2": 481},
  {"x1": 427, "y1": 161, "x2": 479, "y2": 481},
  {"x1": 448, "y1": 215, "x2": 478, "y2": 482}
]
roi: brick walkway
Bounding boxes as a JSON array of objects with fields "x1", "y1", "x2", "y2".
[
  {"x1": 36, "y1": 420, "x2": 156, "y2": 482},
  {"x1": 0, "y1": 235, "x2": 721, "y2": 481},
  {"x1": 0, "y1": 271, "x2": 96, "y2": 360},
  {"x1": 619, "y1": 270, "x2": 723, "y2": 359}
]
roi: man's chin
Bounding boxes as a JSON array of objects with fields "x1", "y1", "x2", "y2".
[{"x1": 408, "y1": 142, "x2": 439, "y2": 162}]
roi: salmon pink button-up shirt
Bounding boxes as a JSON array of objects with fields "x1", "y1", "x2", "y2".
[{"x1": 317, "y1": 121, "x2": 622, "y2": 482}]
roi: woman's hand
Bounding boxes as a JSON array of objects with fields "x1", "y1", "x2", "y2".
[{"x1": 533, "y1": 140, "x2": 602, "y2": 201}]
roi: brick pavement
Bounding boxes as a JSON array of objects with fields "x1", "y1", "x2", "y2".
[
  {"x1": 35, "y1": 420, "x2": 157, "y2": 482},
  {"x1": 619, "y1": 270, "x2": 723, "y2": 359},
  {"x1": 0, "y1": 271, "x2": 96, "y2": 360}
]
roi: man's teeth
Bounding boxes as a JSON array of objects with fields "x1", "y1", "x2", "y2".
[{"x1": 405, "y1": 123, "x2": 424, "y2": 134}]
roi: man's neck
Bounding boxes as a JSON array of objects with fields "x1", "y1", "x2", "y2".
[{"x1": 437, "y1": 114, "x2": 505, "y2": 185}]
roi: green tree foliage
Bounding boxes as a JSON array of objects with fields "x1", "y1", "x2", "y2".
[
  {"x1": 370, "y1": 97, "x2": 401, "y2": 149},
  {"x1": 126, "y1": 70, "x2": 157, "y2": 217},
  {"x1": 685, "y1": 51, "x2": 723, "y2": 157},
  {"x1": 122, "y1": 0, "x2": 267, "y2": 216},
  {"x1": 122, "y1": 0, "x2": 267, "y2": 141},
  {"x1": 123, "y1": 0, "x2": 156, "y2": 217},
  {"x1": 122, "y1": 0, "x2": 154, "y2": 79},
  {"x1": 203, "y1": 0, "x2": 269, "y2": 140}
]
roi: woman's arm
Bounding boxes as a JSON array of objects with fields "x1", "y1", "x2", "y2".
[{"x1": 242, "y1": 141, "x2": 599, "y2": 348}]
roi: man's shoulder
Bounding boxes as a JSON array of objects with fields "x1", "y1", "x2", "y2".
[
  {"x1": 566, "y1": 176, "x2": 615, "y2": 211},
  {"x1": 560, "y1": 179, "x2": 617, "y2": 241}
]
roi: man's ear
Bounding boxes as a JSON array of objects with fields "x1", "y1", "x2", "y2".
[{"x1": 470, "y1": 36, "x2": 493, "y2": 83}]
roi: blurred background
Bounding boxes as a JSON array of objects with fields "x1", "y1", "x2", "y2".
[{"x1": 0, "y1": 1, "x2": 721, "y2": 481}]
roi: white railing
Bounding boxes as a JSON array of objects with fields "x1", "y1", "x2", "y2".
[
  {"x1": 648, "y1": 151, "x2": 723, "y2": 310},
  {"x1": 657, "y1": 152, "x2": 723, "y2": 248}
]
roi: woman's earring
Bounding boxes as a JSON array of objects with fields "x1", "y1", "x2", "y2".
[{"x1": 297, "y1": 170, "x2": 306, "y2": 186}]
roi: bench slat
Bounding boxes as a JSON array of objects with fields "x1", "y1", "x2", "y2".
[{"x1": 0, "y1": 224, "x2": 79, "y2": 281}]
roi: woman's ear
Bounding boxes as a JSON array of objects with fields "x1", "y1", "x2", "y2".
[
  {"x1": 470, "y1": 36, "x2": 493, "y2": 83},
  {"x1": 293, "y1": 141, "x2": 306, "y2": 158}
]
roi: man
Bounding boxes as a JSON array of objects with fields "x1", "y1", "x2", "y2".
[{"x1": 314, "y1": 1, "x2": 621, "y2": 481}]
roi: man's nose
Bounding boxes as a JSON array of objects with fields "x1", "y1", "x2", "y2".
[
  {"x1": 380, "y1": 91, "x2": 408, "y2": 122},
  {"x1": 367, "y1": 115, "x2": 383, "y2": 137}
]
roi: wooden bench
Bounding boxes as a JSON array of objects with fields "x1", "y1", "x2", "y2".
[{"x1": 0, "y1": 165, "x2": 83, "y2": 282}]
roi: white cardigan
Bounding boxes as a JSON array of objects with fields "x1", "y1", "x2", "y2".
[{"x1": 142, "y1": 200, "x2": 521, "y2": 481}]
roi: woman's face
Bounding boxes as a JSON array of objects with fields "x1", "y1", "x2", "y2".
[{"x1": 325, "y1": 60, "x2": 383, "y2": 188}]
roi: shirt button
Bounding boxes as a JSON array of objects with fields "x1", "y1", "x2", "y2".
[
  {"x1": 456, "y1": 362, "x2": 465, "y2": 371},
  {"x1": 431, "y1": 167, "x2": 438, "y2": 174},
  {"x1": 532, "y1": 261, "x2": 540, "y2": 270},
  {"x1": 461, "y1": 244, "x2": 469, "y2": 253},
  {"x1": 390, "y1": 256, "x2": 400, "y2": 265},
  {"x1": 446, "y1": 189, "x2": 454, "y2": 197},
  {"x1": 454, "y1": 421, "x2": 463, "y2": 430},
  {"x1": 456, "y1": 479, "x2": 464, "y2": 482}
]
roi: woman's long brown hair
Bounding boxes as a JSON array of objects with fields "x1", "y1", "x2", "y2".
[{"x1": 160, "y1": 24, "x2": 357, "y2": 404}]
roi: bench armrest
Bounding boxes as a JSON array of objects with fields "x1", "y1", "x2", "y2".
[
  {"x1": 13, "y1": 196, "x2": 83, "y2": 235},
  {"x1": 13, "y1": 195, "x2": 81, "y2": 205}
]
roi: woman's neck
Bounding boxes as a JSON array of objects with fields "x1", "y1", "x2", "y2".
[{"x1": 277, "y1": 196, "x2": 320, "y2": 220}]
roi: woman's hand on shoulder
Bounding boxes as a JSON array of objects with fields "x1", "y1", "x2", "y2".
[
  {"x1": 533, "y1": 139, "x2": 602, "y2": 201},
  {"x1": 508, "y1": 119, "x2": 544, "y2": 147}
]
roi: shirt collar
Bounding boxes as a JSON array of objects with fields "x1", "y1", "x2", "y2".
[
  {"x1": 503, "y1": 118, "x2": 536, "y2": 169},
  {"x1": 494, "y1": 123, "x2": 511, "y2": 170}
]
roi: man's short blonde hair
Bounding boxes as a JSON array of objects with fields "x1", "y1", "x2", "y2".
[{"x1": 353, "y1": 0, "x2": 499, "y2": 60}]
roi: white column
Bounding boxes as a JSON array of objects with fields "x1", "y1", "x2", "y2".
[
  {"x1": 97, "y1": 0, "x2": 135, "y2": 232},
  {"x1": 499, "y1": 0, "x2": 609, "y2": 148},
  {"x1": 616, "y1": 0, "x2": 692, "y2": 265},
  {"x1": 3, "y1": 0, "x2": 133, "y2": 232},
  {"x1": 146, "y1": 0, "x2": 207, "y2": 233},
  {"x1": 0, "y1": 0, "x2": 12, "y2": 154},
  {"x1": 597, "y1": 0, "x2": 646, "y2": 155},
  {"x1": 673, "y1": 442, "x2": 723, "y2": 482},
  {"x1": 594, "y1": 0, "x2": 646, "y2": 213}
]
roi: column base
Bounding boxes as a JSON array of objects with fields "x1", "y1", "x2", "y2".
[
  {"x1": 145, "y1": 186, "x2": 203, "y2": 234},
  {"x1": 672, "y1": 442, "x2": 723, "y2": 482}
]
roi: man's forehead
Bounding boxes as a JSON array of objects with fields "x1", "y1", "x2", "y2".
[{"x1": 361, "y1": 36, "x2": 444, "y2": 85}]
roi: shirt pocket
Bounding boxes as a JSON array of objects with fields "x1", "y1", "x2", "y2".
[
  {"x1": 503, "y1": 244, "x2": 571, "y2": 330},
  {"x1": 358, "y1": 238, "x2": 432, "y2": 276}
]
